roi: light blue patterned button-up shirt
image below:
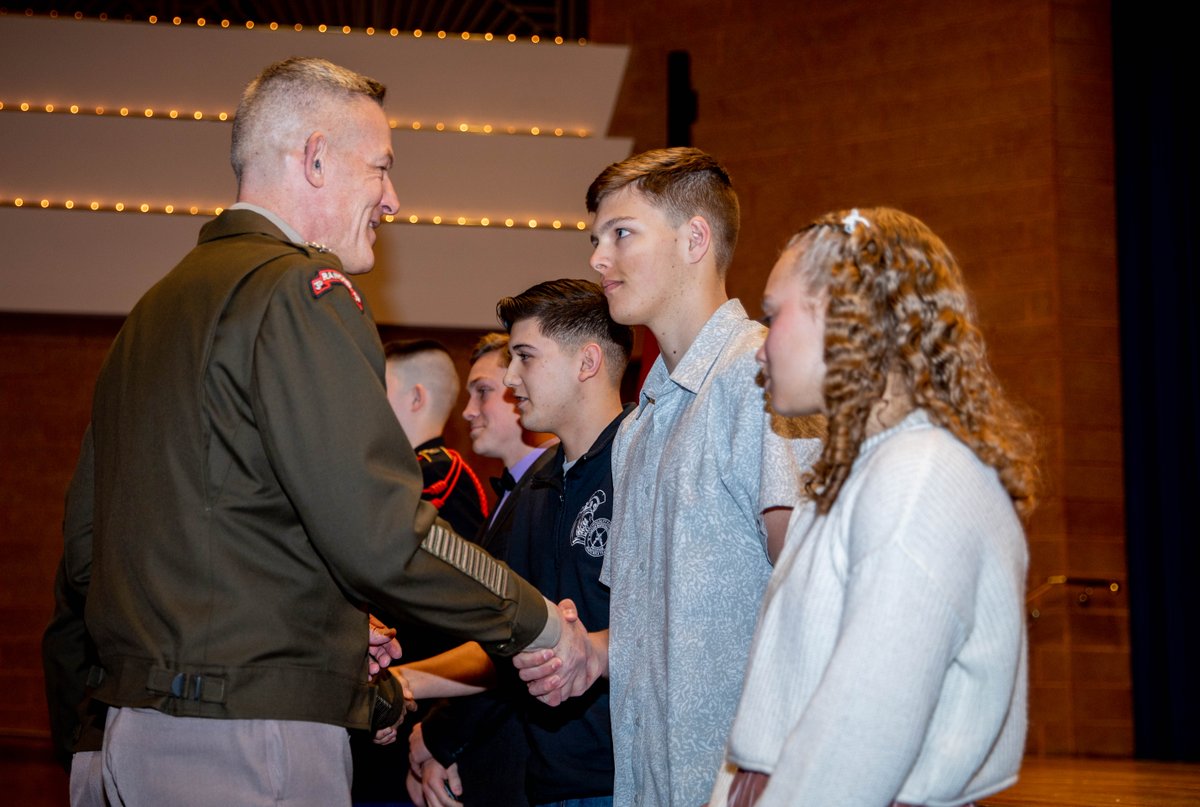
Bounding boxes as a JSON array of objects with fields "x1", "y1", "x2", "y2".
[{"x1": 602, "y1": 299, "x2": 822, "y2": 807}]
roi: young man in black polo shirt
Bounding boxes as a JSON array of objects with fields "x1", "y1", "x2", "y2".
[{"x1": 410, "y1": 279, "x2": 631, "y2": 807}]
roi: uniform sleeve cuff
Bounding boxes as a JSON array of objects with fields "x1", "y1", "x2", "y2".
[{"x1": 524, "y1": 597, "x2": 561, "y2": 650}]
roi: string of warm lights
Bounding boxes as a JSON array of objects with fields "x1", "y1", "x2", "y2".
[
  {"x1": 1, "y1": 198, "x2": 218, "y2": 215},
  {"x1": 0, "y1": 100, "x2": 231, "y2": 122},
  {"x1": 3, "y1": 8, "x2": 588, "y2": 45},
  {"x1": 0, "y1": 101, "x2": 591, "y2": 138},
  {"x1": 0, "y1": 198, "x2": 590, "y2": 231}
]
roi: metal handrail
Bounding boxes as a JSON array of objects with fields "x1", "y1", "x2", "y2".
[{"x1": 1027, "y1": 575, "x2": 1122, "y2": 619}]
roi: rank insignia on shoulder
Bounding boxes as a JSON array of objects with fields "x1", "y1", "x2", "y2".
[
  {"x1": 310, "y1": 268, "x2": 363, "y2": 311},
  {"x1": 306, "y1": 241, "x2": 331, "y2": 253}
]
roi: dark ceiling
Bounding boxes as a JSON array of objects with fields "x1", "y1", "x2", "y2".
[{"x1": 2, "y1": 0, "x2": 589, "y2": 39}]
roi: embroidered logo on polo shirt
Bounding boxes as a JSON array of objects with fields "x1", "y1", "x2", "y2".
[
  {"x1": 570, "y1": 489, "x2": 610, "y2": 558},
  {"x1": 310, "y1": 268, "x2": 363, "y2": 311}
]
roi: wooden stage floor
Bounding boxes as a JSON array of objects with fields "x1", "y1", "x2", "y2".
[
  {"x1": 4, "y1": 744, "x2": 1200, "y2": 805},
  {"x1": 983, "y1": 757, "x2": 1200, "y2": 806}
]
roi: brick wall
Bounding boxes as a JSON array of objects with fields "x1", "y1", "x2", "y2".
[
  {"x1": 0, "y1": 315, "x2": 116, "y2": 740},
  {"x1": 591, "y1": 0, "x2": 1125, "y2": 755},
  {"x1": 1047, "y1": 0, "x2": 1128, "y2": 756}
]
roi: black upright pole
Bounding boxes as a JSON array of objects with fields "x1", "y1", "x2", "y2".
[{"x1": 666, "y1": 50, "x2": 697, "y2": 147}]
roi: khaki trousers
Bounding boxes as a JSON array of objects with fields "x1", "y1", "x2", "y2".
[
  {"x1": 101, "y1": 707, "x2": 352, "y2": 806},
  {"x1": 69, "y1": 750, "x2": 104, "y2": 806}
]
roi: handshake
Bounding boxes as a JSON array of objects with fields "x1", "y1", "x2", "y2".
[
  {"x1": 366, "y1": 596, "x2": 607, "y2": 745},
  {"x1": 514, "y1": 597, "x2": 609, "y2": 707}
]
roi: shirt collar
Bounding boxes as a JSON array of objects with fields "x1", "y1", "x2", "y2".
[
  {"x1": 532, "y1": 406, "x2": 632, "y2": 490},
  {"x1": 639, "y1": 299, "x2": 752, "y2": 409},
  {"x1": 509, "y1": 445, "x2": 549, "y2": 484},
  {"x1": 228, "y1": 202, "x2": 305, "y2": 245}
]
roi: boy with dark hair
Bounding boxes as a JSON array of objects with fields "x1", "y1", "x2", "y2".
[{"x1": 411, "y1": 279, "x2": 632, "y2": 807}]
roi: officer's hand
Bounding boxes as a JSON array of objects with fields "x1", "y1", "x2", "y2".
[
  {"x1": 513, "y1": 599, "x2": 604, "y2": 706},
  {"x1": 367, "y1": 614, "x2": 403, "y2": 678}
]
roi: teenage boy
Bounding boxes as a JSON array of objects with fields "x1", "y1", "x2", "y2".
[
  {"x1": 516, "y1": 148, "x2": 822, "y2": 807},
  {"x1": 462, "y1": 334, "x2": 556, "y2": 555},
  {"x1": 384, "y1": 338, "x2": 489, "y2": 539},
  {"x1": 412, "y1": 279, "x2": 632, "y2": 807},
  {"x1": 403, "y1": 333, "x2": 557, "y2": 807}
]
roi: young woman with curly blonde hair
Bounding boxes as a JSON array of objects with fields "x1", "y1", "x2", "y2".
[{"x1": 710, "y1": 207, "x2": 1036, "y2": 807}]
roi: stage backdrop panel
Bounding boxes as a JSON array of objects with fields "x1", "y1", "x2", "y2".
[{"x1": 0, "y1": 15, "x2": 631, "y2": 326}]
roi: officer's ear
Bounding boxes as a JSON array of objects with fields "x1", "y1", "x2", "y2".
[
  {"x1": 410, "y1": 383, "x2": 426, "y2": 413},
  {"x1": 303, "y1": 132, "x2": 328, "y2": 189}
]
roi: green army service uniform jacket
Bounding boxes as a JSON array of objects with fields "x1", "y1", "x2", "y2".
[{"x1": 63, "y1": 210, "x2": 548, "y2": 729}]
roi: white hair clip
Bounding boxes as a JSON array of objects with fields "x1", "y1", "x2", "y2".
[{"x1": 841, "y1": 209, "x2": 870, "y2": 233}]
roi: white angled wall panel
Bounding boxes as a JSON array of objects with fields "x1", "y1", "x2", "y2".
[
  {"x1": 0, "y1": 17, "x2": 627, "y2": 134},
  {"x1": 1, "y1": 208, "x2": 210, "y2": 315},
  {"x1": 1, "y1": 113, "x2": 631, "y2": 221},
  {"x1": 1, "y1": 208, "x2": 597, "y2": 328},
  {"x1": 360, "y1": 225, "x2": 598, "y2": 328},
  {"x1": 0, "y1": 15, "x2": 630, "y2": 327},
  {"x1": 2, "y1": 115, "x2": 240, "y2": 206}
]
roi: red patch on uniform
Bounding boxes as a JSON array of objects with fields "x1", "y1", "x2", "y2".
[{"x1": 310, "y1": 268, "x2": 363, "y2": 311}]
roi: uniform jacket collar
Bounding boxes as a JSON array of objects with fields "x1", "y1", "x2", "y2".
[
  {"x1": 532, "y1": 404, "x2": 634, "y2": 493},
  {"x1": 197, "y1": 209, "x2": 343, "y2": 270}
]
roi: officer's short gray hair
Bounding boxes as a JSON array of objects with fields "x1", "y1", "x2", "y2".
[{"x1": 231, "y1": 57, "x2": 386, "y2": 185}]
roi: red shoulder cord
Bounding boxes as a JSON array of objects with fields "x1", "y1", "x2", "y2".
[{"x1": 418, "y1": 447, "x2": 490, "y2": 519}]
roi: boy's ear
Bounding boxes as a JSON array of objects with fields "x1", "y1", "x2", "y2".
[
  {"x1": 685, "y1": 215, "x2": 713, "y2": 264},
  {"x1": 578, "y1": 343, "x2": 604, "y2": 382}
]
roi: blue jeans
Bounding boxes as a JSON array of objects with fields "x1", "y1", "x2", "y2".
[{"x1": 535, "y1": 798, "x2": 613, "y2": 807}]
